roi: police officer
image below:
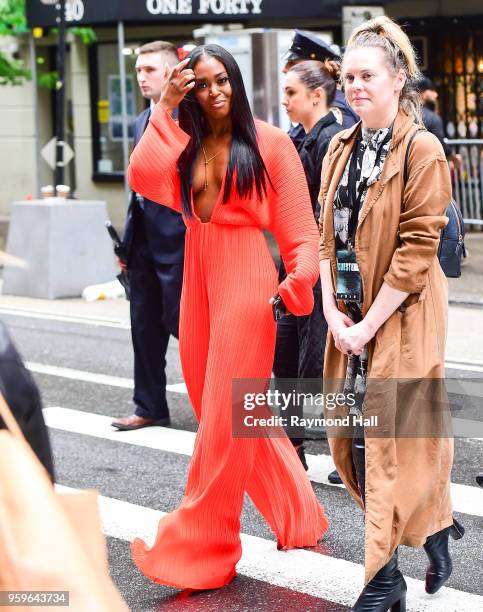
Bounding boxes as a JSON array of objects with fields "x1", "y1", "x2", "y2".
[
  {"x1": 415, "y1": 76, "x2": 462, "y2": 169},
  {"x1": 278, "y1": 31, "x2": 357, "y2": 484},
  {"x1": 282, "y1": 29, "x2": 358, "y2": 149},
  {"x1": 112, "y1": 42, "x2": 185, "y2": 431}
]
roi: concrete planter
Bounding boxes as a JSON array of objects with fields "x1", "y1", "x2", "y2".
[{"x1": 3, "y1": 199, "x2": 118, "y2": 299}]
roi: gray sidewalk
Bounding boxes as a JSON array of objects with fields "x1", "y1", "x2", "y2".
[
  {"x1": 0, "y1": 233, "x2": 481, "y2": 363},
  {"x1": 0, "y1": 289, "x2": 482, "y2": 367},
  {"x1": 448, "y1": 233, "x2": 483, "y2": 307}
]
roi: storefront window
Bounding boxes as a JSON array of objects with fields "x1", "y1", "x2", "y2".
[
  {"x1": 410, "y1": 24, "x2": 482, "y2": 140},
  {"x1": 89, "y1": 42, "x2": 146, "y2": 180}
]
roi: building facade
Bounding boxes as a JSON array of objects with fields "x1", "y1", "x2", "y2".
[{"x1": 0, "y1": 0, "x2": 481, "y2": 230}]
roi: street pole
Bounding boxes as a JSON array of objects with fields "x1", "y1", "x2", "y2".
[
  {"x1": 55, "y1": 0, "x2": 67, "y2": 187},
  {"x1": 29, "y1": 33, "x2": 42, "y2": 198}
]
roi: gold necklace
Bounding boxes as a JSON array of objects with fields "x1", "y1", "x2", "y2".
[{"x1": 201, "y1": 145, "x2": 222, "y2": 191}]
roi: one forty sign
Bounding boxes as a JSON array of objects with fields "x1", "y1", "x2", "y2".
[
  {"x1": 146, "y1": 0, "x2": 263, "y2": 15},
  {"x1": 27, "y1": 0, "x2": 333, "y2": 27}
]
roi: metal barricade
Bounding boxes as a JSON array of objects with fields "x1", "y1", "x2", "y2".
[{"x1": 446, "y1": 139, "x2": 483, "y2": 227}]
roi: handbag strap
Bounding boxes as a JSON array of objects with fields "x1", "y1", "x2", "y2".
[
  {"x1": 403, "y1": 126, "x2": 426, "y2": 184},
  {"x1": 0, "y1": 392, "x2": 26, "y2": 442},
  {"x1": 399, "y1": 127, "x2": 426, "y2": 223}
]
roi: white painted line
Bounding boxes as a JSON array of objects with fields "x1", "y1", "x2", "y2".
[
  {"x1": 305, "y1": 452, "x2": 344, "y2": 488},
  {"x1": 446, "y1": 361, "x2": 483, "y2": 373},
  {"x1": 43, "y1": 407, "x2": 195, "y2": 456},
  {"x1": 0, "y1": 307, "x2": 131, "y2": 329},
  {"x1": 449, "y1": 482, "x2": 483, "y2": 517},
  {"x1": 55, "y1": 484, "x2": 483, "y2": 611},
  {"x1": 29, "y1": 362, "x2": 134, "y2": 389},
  {"x1": 44, "y1": 407, "x2": 483, "y2": 518},
  {"x1": 26, "y1": 360, "x2": 483, "y2": 404},
  {"x1": 27, "y1": 362, "x2": 187, "y2": 394}
]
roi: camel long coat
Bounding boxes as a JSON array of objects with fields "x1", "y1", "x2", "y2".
[{"x1": 318, "y1": 110, "x2": 454, "y2": 583}]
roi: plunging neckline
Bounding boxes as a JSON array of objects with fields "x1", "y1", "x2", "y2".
[{"x1": 191, "y1": 171, "x2": 227, "y2": 224}]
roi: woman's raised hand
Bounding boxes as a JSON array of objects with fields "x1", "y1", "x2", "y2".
[{"x1": 160, "y1": 58, "x2": 195, "y2": 113}]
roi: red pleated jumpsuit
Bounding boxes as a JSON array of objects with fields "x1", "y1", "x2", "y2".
[{"x1": 127, "y1": 105, "x2": 328, "y2": 590}]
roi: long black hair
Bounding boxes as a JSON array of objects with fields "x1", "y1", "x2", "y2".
[{"x1": 178, "y1": 44, "x2": 271, "y2": 217}]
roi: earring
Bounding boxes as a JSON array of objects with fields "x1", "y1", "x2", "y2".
[{"x1": 313, "y1": 101, "x2": 319, "y2": 106}]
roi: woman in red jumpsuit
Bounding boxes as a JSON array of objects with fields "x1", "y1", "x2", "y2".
[{"x1": 128, "y1": 44, "x2": 328, "y2": 590}]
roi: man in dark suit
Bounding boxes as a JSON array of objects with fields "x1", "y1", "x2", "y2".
[{"x1": 112, "y1": 41, "x2": 185, "y2": 431}]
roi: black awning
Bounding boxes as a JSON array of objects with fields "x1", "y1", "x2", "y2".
[{"x1": 26, "y1": 0, "x2": 368, "y2": 28}]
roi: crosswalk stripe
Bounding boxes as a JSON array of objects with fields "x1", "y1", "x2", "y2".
[
  {"x1": 26, "y1": 362, "x2": 188, "y2": 394},
  {"x1": 55, "y1": 484, "x2": 483, "y2": 611},
  {"x1": 446, "y1": 361, "x2": 483, "y2": 373},
  {"x1": 44, "y1": 407, "x2": 483, "y2": 517},
  {"x1": 27, "y1": 360, "x2": 483, "y2": 402},
  {"x1": 0, "y1": 307, "x2": 131, "y2": 329}
]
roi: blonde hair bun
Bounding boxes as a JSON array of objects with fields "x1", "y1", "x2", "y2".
[{"x1": 345, "y1": 16, "x2": 422, "y2": 121}]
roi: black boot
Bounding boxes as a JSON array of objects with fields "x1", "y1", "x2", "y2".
[
  {"x1": 352, "y1": 551, "x2": 406, "y2": 611},
  {"x1": 423, "y1": 518, "x2": 465, "y2": 594},
  {"x1": 328, "y1": 469, "x2": 343, "y2": 485},
  {"x1": 295, "y1": 444, "x2": 308, "y2": 471}
]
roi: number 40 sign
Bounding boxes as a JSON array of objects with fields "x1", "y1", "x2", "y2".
[{"x1": 65, "y1": 0, "x2": 85, "y2": 22}]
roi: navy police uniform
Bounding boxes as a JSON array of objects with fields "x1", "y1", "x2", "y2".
[
  {"x1": 124, "y1": 108, "x2": 186, "y2": 421},
  {"x1": 283, "y1": 29, "x2": 359, "y2": 148}
]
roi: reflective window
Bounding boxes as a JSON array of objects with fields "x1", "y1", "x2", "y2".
[{"x1": 89, "y1": 41, "x2": 146, "y2": 180}]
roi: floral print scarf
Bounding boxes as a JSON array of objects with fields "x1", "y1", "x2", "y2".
[
  {"x1": 333, "y1": 126, "x2": 392, "y2": 253},
  {"x1": 333, "y1": 125, "x2": 392, "y2": 415}
]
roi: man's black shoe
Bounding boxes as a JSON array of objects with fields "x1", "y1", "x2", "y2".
[{"x1": 111, "y1": 415, "x2": 171, "y2": 431}]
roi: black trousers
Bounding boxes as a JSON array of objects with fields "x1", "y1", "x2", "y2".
[
  {"x1": 129, "y1": 221, "x2": 183, "y2": 420},
  {"x1": 273, "y1": 281, "x2": 327, "y2": 444}
]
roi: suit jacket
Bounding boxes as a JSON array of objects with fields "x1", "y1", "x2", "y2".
[
  {"x1": 0, "y1": 321, "x2": 54, "y2": 480},
  {"x1": 123, "y1": 108, "x2": 185, "y2": 265}
]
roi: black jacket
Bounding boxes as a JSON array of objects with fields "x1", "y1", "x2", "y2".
[
  {"x1": 279, "y1": 112, "x2": 343, "y2": 283},
  {"x1": 0, "y1": 321, "x2": 54, "y2": 480},
  {"x1": 299, "y1": 111, "x2": 344, "y2": 220},
  {"x1": 422, "y1": 105, "x2": 452, "y2": 158},
  {"x1": 123, "y1": 108, "x2": 186, "y2": 265},
  {"x1": 288, "y1": 90, "x2": 358, "y2": 150}
]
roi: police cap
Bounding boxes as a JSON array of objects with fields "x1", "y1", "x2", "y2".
[
  {"x1": 283, "y1": 29, "x2": 341, "y2": 64},
  {"x1": 414, "y1": 76, "x2": 436, "y2": 92}
]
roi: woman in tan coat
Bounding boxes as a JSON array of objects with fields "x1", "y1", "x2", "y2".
[{"x1": 318, "y1": 17, "x2": 464, "y2": 611}]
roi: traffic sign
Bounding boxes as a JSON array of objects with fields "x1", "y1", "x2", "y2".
[{"x1": 41, "y1": 137, "x2": 74, "y2": 170}]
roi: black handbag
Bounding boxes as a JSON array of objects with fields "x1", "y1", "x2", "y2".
[{"x1": 404, "y1": 129, "x2": 466, "y2": 278}]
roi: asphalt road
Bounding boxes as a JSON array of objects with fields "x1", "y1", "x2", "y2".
[{"x1": 2, "y1": 309, "x2": 482, "y2": 612}]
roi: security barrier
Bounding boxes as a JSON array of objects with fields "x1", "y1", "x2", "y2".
[{"x1": 447, "y1": 139, "x2": 483, "y2": 227}]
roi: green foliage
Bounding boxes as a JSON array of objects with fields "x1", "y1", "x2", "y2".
[
  {"x1": 0, "y1": 49, "x2": 30, "y2": 84},
  {"x1": 68, "y1": 27, "x2": 97, "y2": 46},
  {"x1": 0, "y1": 0, "x2": 29, "y2": 35},
  {"x1": 0, "y1": 0, "x2": 29, "y2": 84},
  {"x1": 0, "y1": 0, "x2": 97, "y2": 88},
  {"x1": 37, "y1": 70, "x2": 58, "y2": 90},
  {"x1": 0, "y1": 0, "x2": 29, "y2": 85}
]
